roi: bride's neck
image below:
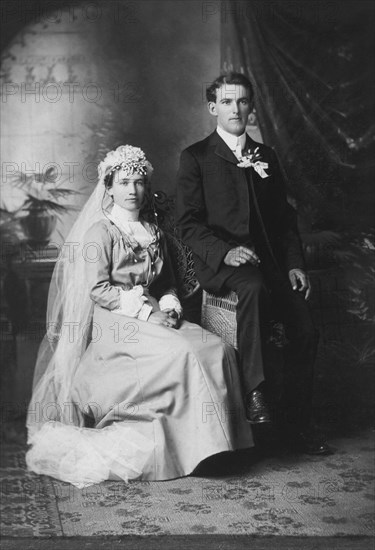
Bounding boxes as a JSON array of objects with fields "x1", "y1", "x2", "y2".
[{"x1": 111, "y1": 203, "x2": 140, "y2": 222}]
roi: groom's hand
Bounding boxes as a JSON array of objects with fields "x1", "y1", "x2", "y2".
[
  {"x1": 224, "y1": 246, "x2": 260, "y2": 267},
  {"x1": 288, "y1": 268, "x2": 311, "y2": 300}
]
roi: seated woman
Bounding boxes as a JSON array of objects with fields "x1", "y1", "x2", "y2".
[{"x1": 26, "y1": 145, "x2": 253, "y2": 487}]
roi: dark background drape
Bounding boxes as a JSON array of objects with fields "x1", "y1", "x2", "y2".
[
  {"x1": 222, "y1": 0, "x2": 374, "y2": 233},
  {"x1": 222, "y1": 0, "x2": 375, "y2": 423}
]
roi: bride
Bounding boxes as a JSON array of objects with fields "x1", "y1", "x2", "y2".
[{"x1": 26, "y1": 145, "x2": 253, "y2": 487}]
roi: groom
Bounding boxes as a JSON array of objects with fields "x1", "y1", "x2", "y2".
[{"x1": 176, "y1": 72, "x2": 330, "y2": 454}]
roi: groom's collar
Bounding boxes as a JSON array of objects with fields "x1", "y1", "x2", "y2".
[
  {"x1": 216, "y1": 126, "x2": 246, "y2": 153},
  {"x1": 211, "y1": 129, "x2": 256, "y2": 165}
]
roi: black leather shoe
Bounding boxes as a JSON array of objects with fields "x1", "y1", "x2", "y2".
[
  {"x1": 246, "y1": 389, "x2": 272, "y2": 424},
  {"x1": 286, "y1": 430, "x2": 333, "y2": 456}
]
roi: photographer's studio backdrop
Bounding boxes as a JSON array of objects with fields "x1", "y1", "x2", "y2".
[{"x1": 0, "y1": 1, "x2": 374, "y2": 428}]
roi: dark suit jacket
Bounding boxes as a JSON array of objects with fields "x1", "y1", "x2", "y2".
[{"x1": 175, "y1": 130, "x2": 305, "y2": 292}]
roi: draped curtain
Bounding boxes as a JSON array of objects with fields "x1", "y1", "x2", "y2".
[{"x1": 222, "y1": 0, "x2": 374, "y2": 233}]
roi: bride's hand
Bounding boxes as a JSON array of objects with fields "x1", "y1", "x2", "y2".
[
  {"x1": 148, "y1": 311, "x2": 178, "y2": 329},
  {"x1": 162, "y1": 308, "x2": 181, "y2": 329}
]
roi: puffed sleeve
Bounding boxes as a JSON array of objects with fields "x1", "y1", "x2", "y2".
[{"x1": 83, "y1": 221, "x2": 153, "y2": 320}]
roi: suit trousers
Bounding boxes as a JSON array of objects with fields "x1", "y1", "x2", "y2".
[{"x1": 222, "y1": 263, "x2": 318, "y2": 431}]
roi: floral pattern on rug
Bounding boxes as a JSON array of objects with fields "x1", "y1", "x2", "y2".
[
  {"x1": 0, "y1": 444, "x2": 62, "y2": 537},
  {"x1": 56, "y1": 430, "x2": 374, "y2": 536},
  {"x1": 1, "y1": 431, "x2": 374, "y2": 537}
]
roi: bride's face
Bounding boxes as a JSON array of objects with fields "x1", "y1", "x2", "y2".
[{"x1": 108, "y1": 169, "x2": 146, "y2": 211}]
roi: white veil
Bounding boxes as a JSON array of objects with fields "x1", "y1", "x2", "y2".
[
  {"x1": 26, "y1": 145, "x2": 154, "y2": 439},
  {"x1": 26, "y1": 182, "x2": 110, "y2": 437},
  {"x1": 25, "y1": 146, "x2": 156, "y2": 487}
]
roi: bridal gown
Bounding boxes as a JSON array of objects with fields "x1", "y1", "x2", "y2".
[{"x1": 26, "y1": 213, "x2": 253, "y2": 486}]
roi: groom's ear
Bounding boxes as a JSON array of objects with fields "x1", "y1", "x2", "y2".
[{"x1": 207, "y1": 101, "x2": 218, "y2": 117}]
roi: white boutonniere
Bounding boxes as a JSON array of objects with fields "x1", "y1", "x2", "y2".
[{"x1": 237, "y1": 147, "x2": 270, "y2": 178}]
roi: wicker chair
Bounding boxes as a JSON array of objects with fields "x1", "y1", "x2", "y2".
[
  {"x1": 201, "y1": 290, "x2": 238, "y2": 348},
  {"x1": 151, "y1": 191, "x2": 200, "y2": 301},
  {"x1": 201, "y1": 290, "x2": 288, "y2": 350}
]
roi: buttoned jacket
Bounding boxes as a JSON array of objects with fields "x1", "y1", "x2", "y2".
[{"x1": 176, "y1": 130, "x2": 305, "y2": 291}]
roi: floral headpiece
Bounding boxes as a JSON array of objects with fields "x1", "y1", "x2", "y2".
[{"x1": 98, "y1": 145, "x2": 154, "y2": 185}]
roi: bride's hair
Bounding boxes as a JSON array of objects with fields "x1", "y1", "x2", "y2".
[{"x1": 103, "y1": 170, "x2": 150, "y2": 190}]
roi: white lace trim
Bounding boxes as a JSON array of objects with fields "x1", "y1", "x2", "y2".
[
  {"x1": 108, "y1": 204, "x2": 154, "y2": 248},
  {"x1": 26, "y1": 421, "x2": 154, "y2": 488}
]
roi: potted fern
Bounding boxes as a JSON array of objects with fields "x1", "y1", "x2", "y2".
[{"x1": 11, "y1": 166, "x2": 79, "y2": 245}]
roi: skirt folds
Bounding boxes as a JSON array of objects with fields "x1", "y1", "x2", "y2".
[{"x1": 71, "y1": 304, "x2": 253, "y2": 480}]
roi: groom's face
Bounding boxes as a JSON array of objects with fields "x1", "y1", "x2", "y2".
[{"x1": 208, "y1": 84, "x2": 252, "y2": 136}]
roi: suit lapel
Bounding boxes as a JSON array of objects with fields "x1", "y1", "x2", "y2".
[
  {"x1": 212, "y1": 132, "x2": 238, "y2": 165},
  {"x1": 212, "y1": 131, "x2": 259, "y2": 164},
  {"x1": 210, "y1": 131, "x2": 267, "y2": 198},
  {"x1": 244, "y1": 135, "x2": 268, "y2": 198}
]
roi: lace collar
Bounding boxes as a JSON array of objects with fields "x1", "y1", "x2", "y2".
[{"x1": 108, "y1": 204, "x2": 158, "y2": 249}]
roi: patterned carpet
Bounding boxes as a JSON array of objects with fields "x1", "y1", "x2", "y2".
[{"x1": 1, "y1": 429, "x2": 374, "y2": 538}]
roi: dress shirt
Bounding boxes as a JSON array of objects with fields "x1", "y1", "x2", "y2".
[{"x1": 217, "y1": 126, "x2": 246, "y2": 160}]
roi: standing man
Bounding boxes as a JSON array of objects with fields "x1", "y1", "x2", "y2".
[{"x1": 176, "y1": 73, "x2": 330, "y2": 454}]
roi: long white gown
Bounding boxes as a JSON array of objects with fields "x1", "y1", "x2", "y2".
[{"x1": 26, "y1": 210, "x2": 253, "y2": 487}]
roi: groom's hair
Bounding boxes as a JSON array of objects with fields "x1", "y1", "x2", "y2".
[{"x1": 206, "y1": 72, "x2": 254, "y2": 103}]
